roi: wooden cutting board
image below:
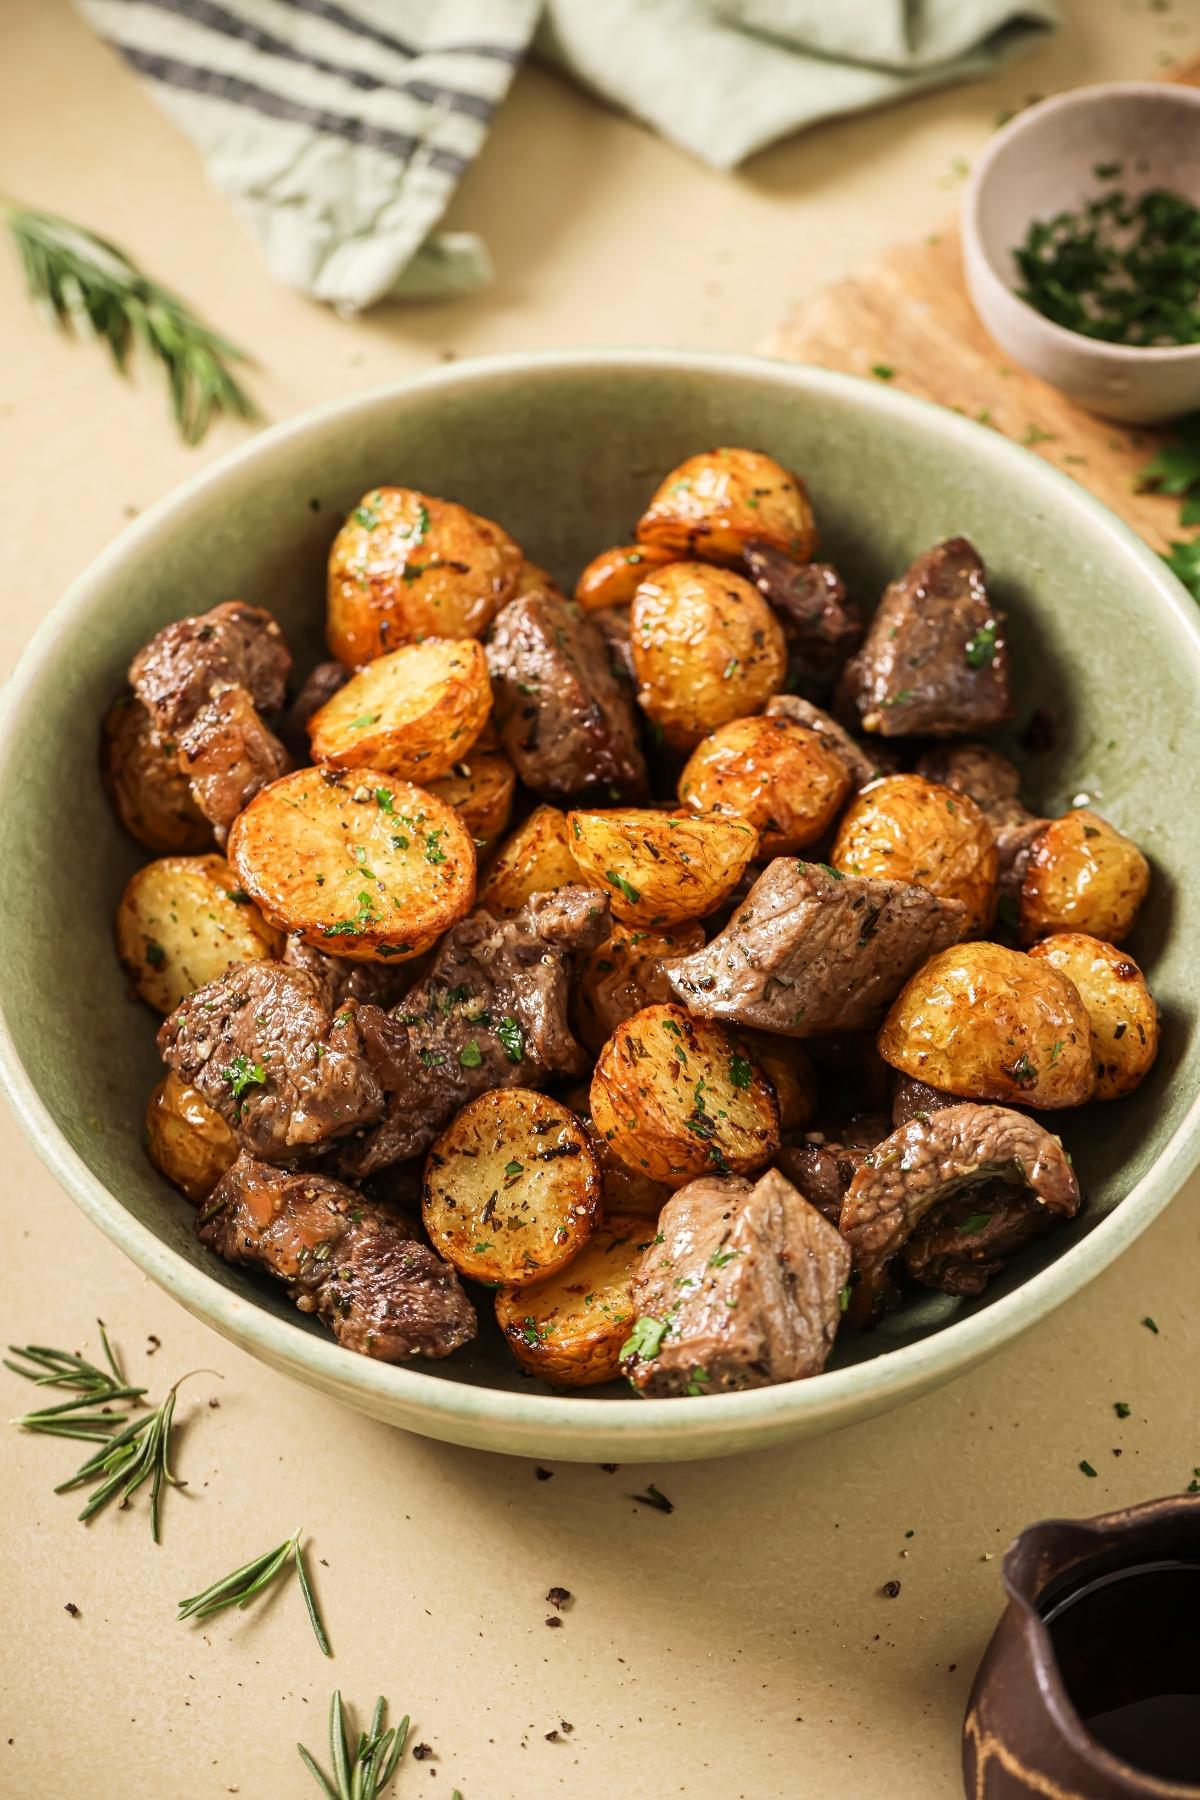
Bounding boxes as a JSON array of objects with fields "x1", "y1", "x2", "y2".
[{"x1": 760, "y1": 57, "x2": 1200, "y2": 552}]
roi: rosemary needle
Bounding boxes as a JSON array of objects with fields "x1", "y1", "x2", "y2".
[
  {"x1": 55, "y1": 1371, "x2": 202, "y2": 1542},
  {"x1": 179, "y1": 1530, "x2": 331, "y2": 1657},
  {"x1": 6, "y1": 1324, "x2": 146, "y2": 1442},
  {"x1": 0, "y1": 197, "x2": 259, "y2": 445},
  {"x1": 298, "y1": 1691, "x2": 408, "y2": 1800}
]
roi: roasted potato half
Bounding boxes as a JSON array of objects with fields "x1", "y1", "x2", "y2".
[
  {"x1": 737, "y1": 1030, "x2": 817, "y2": 1133},
  {"x1": 1028, "y1": 933, "x2": 1159, "y2": 1100},
  {"x1": 590, "y1": 1003, "x2": 781, "y2": 1188},
  {"x1": 574, "y1": 542, "x2": 675, "y2": 611},
  {"x1": 1020, "y1": 808, "x2": 1150, "y2": 945},
  {"x1": 878, "y1": 941, "x2": 1094, "y2": 1108},
  {"x1": 831, "y1": 774, "x2": 999, "y2": 934},
  {"x1": 679, "y1": 715, "x2": 851, "y2": 854},
  {"x1": 574, "y1": 919, "x2": 707, "y2": 1054},
  {"x1": 586, "y1": 1124, "x2": 673, "y2": 1219},
  {"x1": 228, "y1": 767, "x2": 475, "y2": 962},
  {"x1": 327, "y1": 487, "x2": 522, "y2": 663},
  {"x1": 495, "y1": 1215, "x2": 653, "y2": 1386},
  {"x1": 426, "y1": 752, "x2": 516, "y2": 849},
  {"x1": 636, "y1": 448, "x2": 818, "y2": 565},
  {"x1": 478, "y1": 805, "x2": 585, "y2": 916},
  {"x1": 116, "y1": 853, "x2": 283, "y2": 1012},
  {"x1": 630, "y1": 562, "x2": 787, "y2": 749},
  {"x1": 145, "y1": 1071, "x2": 237, "y2": 1202},
  {"x1": 307, "y1": 638, "x2": 492, "y2": 779},
  {"x1": 568, "y1": 807, "x2": 759, "y2": 927},
  {"x1": 101, "y1": 694, "x2": 211, "y2": 853},
  {"x1": 423, "y1": 1089, "x2": 601, "y2": 1286},
  {"x1": 514, "y1": 557, "x2": 565, "y2": 600}
]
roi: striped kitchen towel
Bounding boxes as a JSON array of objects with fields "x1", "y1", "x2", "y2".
[{"x1": 75, "y1": 0, "x2": 1060, "y2": 313}]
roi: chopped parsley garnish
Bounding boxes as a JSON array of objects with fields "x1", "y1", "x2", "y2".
[
  {"x1": 1114, "y1": 1401, "x2": 1131, "y2": 1419},
  {"x1": 496, "y1": 1016, "x2": 523, "y2": 1063},
  {"x1": 353, "y1": 504, "x2": 380, "y2": 530},
  {"x1": 620, "y1": 1315, "x2": 668, "y2": 1361},
  {"x1": 708, "y1": 1246, "x2": 741, "y2": 1269},
  {"x1": 871, "y1": 363, "x2": 895, "y2": 380},
  {"x1": 1143, "y1": 1315, "x2": 1160, "y2": 1334},
  {"x1": 458, "y1": 1040, "x2": 483, "y2": 1068},
  {"x1": 348, "y1": 714, "x2": 377, "y2": 730},
  {"x1": 424, "y1": 829, "x2": 447, "y2": 866},
  {"x1": 222, "y1": 1054, "x2": 266, "y2": 1103},
  {"x1": 816, "y1": 863, "x2": 844, "y2": 881},
  {"x1": 1008, "y1": 1052, "x2": 1038, "y2": 1087},
  {"x1": 504, "y1": 1160, "x2": 524, "y2": 1178},
  {"x1": 964, "y1": 620, "x2": 999, "y2": 668},
  {"x1": 1079, "y1": 1459, "x2": 1098, "y2": 1478},
  {"x1": 419, "y1": 1050, "x2": 447, "y2": 1067},
  {"x1": 728, "y1": 1055, "x2": 752, "y2": 1091},
  {"x1": 958, "y1": 1212, "x2": 993, "y2": 1234},
  {"x1": 838, "y1": 1285, "x2": 851, "y2": 1313},
  {"x1": 605, "y1": 869, "x2": 641, "y2": 906},
  {"x1": 144, "y1": 939, "x2": 166, "y2": 968}
]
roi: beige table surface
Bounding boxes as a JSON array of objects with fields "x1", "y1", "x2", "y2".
[{"x1": 3, "y1": 3, "x2": 1200, "y2": 1796}]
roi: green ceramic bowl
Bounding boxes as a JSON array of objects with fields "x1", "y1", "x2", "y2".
[{"x1": 2, "y1": 351, "x2": 1198, "y2": 1462}]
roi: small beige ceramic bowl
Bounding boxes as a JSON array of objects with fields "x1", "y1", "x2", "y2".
[{"x1": 962, "y1": 82, "x2": 1200, "y2": 424}]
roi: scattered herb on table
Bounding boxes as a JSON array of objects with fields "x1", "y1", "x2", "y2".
[
  {"x1": 1136, "y1": 412, "x2": 1200, "y2": 601},
  {"x1": 1114, "y1": 1400, "x2": 1132, "y2": 1419},
  {"x1": 56, "y1": 1371, "x2": 204, "y2": 1542},
  {"x1": 1142, "y1": 1314, "x2": 1160, "y2": 1334},
  {"x1": 298, "y1": 1691, "x2": 409, "y2": 1800},
  {"x1": 5, "y1": 1325, "x2": 146, "y2": 1441},
  {"x1": 628, "y1": 1482, "x2": 674, "y2": 1514},
  {"x1": 1079, "y1": 1459, "x2": 1098, "y2": 1478},
  {"x1": 179, "y1": 1529, "x2": 331, "y2": 1656},
  {"x1": 1, "y1": 197, "x2": 258, "y2": 444},
  {"x1": 1015, "y1": 184, "x2": 1200, "y2": 347}
]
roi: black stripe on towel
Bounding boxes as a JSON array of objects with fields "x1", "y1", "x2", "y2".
[
  {"x1": 277, "y1": 0, "x2": 524, "y2": 64},
  {"x1": 117, "y1": 42, "x2": 469, "y2": 172}
]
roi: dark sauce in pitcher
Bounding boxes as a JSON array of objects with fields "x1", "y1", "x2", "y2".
[{"x1": 1041, "y1": 1558, "x2": 1200, "y2": 1784}]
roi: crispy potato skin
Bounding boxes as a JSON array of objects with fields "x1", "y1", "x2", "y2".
[
  {"x1": 574, "y1": 543, "x2": 675, "y2": 611},
  {"x1": 568, "y1": 808, "x2": 759, "y2": 927},
  {"x1": 495, "y1": 1215, "x2": 652, "y2": 1386},
  {"x1": 326, "y1": 487, "x2": 522, "y2": 663},
  {"x1": 423, "y1": 1089, "x2": 601, "y2": 1286},
  {"x1": 574, "y1": 920, "x2": 707, "y2": 1054},
  {"x1": 308, "y1": 639, "x2": 492, "y2": 778},
  {"x1": 1029, "y1": 933, "x2": 1158, "y2": 1099},
  {"x1": 630, "y1": 562, "x2": 787, "y2": 749},
  {"x1": 425, "y1": 752, "x2": 516, "y2": 848},
  {"x1": 590, "y1": 1003, "x2": 781, "y2": 1188},
  {"x1": 514, "y1": 558, "x2": 566, "y2": 600},
  {"x1": 102, "y1": 694, "x2": 211, "y2": 853},
  {"x1": 679, "y1": 715, "x2": 851, "y2": 854},
  {"x1": 478, "y1": 805, "x2": 584, "y2": 916},
  {"x1": 831, "y1": 774, "x2": 999, "y2": 934},
  {"x1": 116, "y1": 853, "x2": 283, "y2": 1013},
  {"x1": 228, "y1": 767, "x2": 475, "y2": 962},
  {"x1": 737, "y1": 1030, "x2": 817, "y2": 1132},
  {"x1": 144, "y1": 1071, "x2": 237, "y2": 1202},
  {"x1": 1020, "y1": 808, "x2": 1149, "y2": 945},
  {"x1": 878, "y1": 941, "x2": 1094, "y2": 1108},
  {"x1": 636, "y1": 448, "x2": 818, "y2": 565}
]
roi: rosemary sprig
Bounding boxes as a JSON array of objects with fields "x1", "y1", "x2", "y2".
[
  {"x1": 6, "y1": 1323, "x2": 146, "y2": 1441},
  {"x1": 55, "y1": 1370, "x2": 203, "y2": 1542},
  {"x1": 298, "y1": 1692, "x2": 409, "y2": 1800},
  {"x1": 0, "y1": 197, "x2": 259, "y2": 445},
  {"x1": 178, "y1": 1529, "x2": 331, "y2": 1656}
]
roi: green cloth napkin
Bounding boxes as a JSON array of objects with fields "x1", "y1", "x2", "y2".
[{"x1": 74, "y1": 0, "x2": 1059, "y2": 312}]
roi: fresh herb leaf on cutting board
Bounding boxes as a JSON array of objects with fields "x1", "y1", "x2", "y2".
[{"x1": 1137, "y1": 412, "x2": 1200, "y2": 601}]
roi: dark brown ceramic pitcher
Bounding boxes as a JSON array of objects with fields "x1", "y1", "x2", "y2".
[{"x1": 963, "y1": 1494, "x2": 1200, "y2": 1799}]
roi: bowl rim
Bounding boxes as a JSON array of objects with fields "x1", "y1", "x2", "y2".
[
  {"x1": 963, "y1": 79, "x2": 1200, "y2": 367},
  {"x1": 3, "y1": 345, "x2": 1200, "y2": 1452}
]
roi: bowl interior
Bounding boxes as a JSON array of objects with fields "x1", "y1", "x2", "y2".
[
  {"x1": 2, "y1": 353, "x2": 1199, "y2": 1453},
  {"x1": 975, "y1": 86, "x2": 1200, "y2": 310}
]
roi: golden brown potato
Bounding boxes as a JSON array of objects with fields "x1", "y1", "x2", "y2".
[
  {"x1": 228, "y1": 767, "x2": 475, "y2": 962},
  {"x1": 587, "y1": 1125, "x2": 673, "y2": 1219},
  {"x1": 144, "y1": 1071, "x2": 237, "y2": 1202},
  {"x1": 878, "y1": 941, "x2": 1094, "y2": 1108},
  {"x1": 678, "y1": 715, "x2": 852, "y2": 854},
  {"x1": 737, "y1": 1030, "x2": 817, "y2": 1133},
  {"x1": 1020, "y1": 808, "x2": 1150, "y2": 945},
  {"x1": 574, "y1": 920, "x2": 707, "y2": 1054},
  {"x1": 574, "y1": 542, "x2": 676, "y2": 611},
  {"x1": 477, "y1": 805, "x2": 585, "y2": 916},
  {"x1": 425, "y1": 752, "x2": 516, "y2": 849},
  {"x1": 327, "y1": 487, "x2": 522, "y2": 664},
  {"x1": 568, "y1": 807, "x2": 759, "y2": 927},
  {"x1": 308, "y1": 638, "x2": 492, "y2": 779},
  {"x1": 115, "y1": 853, "x2": 283, "y2": 1013},
  {"x1": 831, "y1": 774, "x2": 999, "y2": 934},
  {"x1": 590, "y1": 1003, "x2": 781, "y2": 1188},
  {"x1": 1028, "y1": 933, "x2": 1159, "y2": 1100},
  {"x1": 631, "y1": 562, "x2": 788, "y2": 749},
  {"x1": 636, "y1": 448, "x2": 818, "y2": 566},
  {"x1": 101, "y1": 694, "x2": 211, "y2": 853},
  {"x1": 422, "y1": 1089, "x2": 601, "y2": 1286},
  {"x1": 495, "y1": 1215, "x2": 653, "y2": 1387},
  {"x1": 514, "y1": 557, "x2": 566, "y2": 600}
]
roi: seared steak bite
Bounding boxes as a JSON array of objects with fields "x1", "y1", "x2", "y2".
[
  {"x1": 340, "y1": 886, "x2": 610, "y2": 1176},
  {"x1": 130, "y1": 601, "x2": 292, "y2": 738},
  {"x1": 198, "y1": 1152, "x2": 475, "y2": 1359},
  {"x1": 775, "y1": 1116, "x2": 892, "y2": 1224},
  {"x1": 915, "y1": 742, "x2": 1048, "y2": 892},
  {"x1": 158, "y1": 962, "x2": 385, "y2": 1163},
  {"x1": 178, "y1": 686, "x2": 291, "y2": 843},
  {"x1": 666, "y1": 859, "x2": 965, "y2": 1037},
  {"x1": 836, "y1": 538, "x2": 1011, "y2": 738},
  {"x1": 765, "y1": 694, "x2": 900, "y2": 791},
  {"x1": 891, "y1": 1075, "x2": 957, "y2": 1127},
  {"x1": 487, "y1": 593, "x2": 647, "y2": 799},
  {"x1": 279, "y1": 660, "x2": 350, "y2": 761},
  {"x1": 901, "y1": 1181, "x2": 1054, "y2": 1297},
  {"x1": 839, "y1": 1103, "x2": 1080, "y2": 1325},
  {"x1": 282, "y1": 934, "x2": 414, "y2": 1012},
  {"x1": 744, "y1": 544, "x2": 862, "y2": 700},
  {"x1": 621, "y1": 1167, "x2": 851, "y2": 1395}
]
